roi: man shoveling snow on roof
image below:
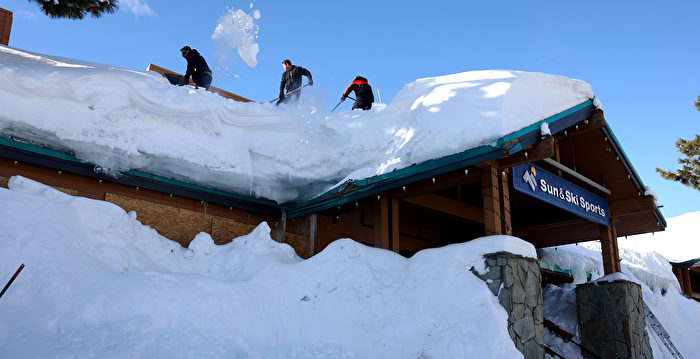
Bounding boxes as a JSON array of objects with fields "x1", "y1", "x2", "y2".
[{"x1": 180, "y1": 46, "x2": 212, "y2": 90}]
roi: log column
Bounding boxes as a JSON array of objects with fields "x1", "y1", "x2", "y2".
[
  {"x1": 599, "y1": 221, "x2": 621, "y2": 274},
  {"x1": 482, "y1": 165, "x2": 503, "y2": 235},
  {"x1": 374, "y1": 194, "x2": 390, "y2": 250}
]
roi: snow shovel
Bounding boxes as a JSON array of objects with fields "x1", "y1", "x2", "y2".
[
  {"x1": 0, "y1": 263, "x2": 25, "y2": 300},
  {"x1": 268, "y1": 83, "x2": 311, "y2": 104},
  {"x1": 331, "y1": 95, "x2": 357, "y2": 112}
]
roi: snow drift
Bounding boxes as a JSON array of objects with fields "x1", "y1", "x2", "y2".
[{"x1": 0, "y1": 176, "x2": 527, "y2": 358}]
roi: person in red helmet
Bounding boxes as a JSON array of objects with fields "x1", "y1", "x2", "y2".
[{"x1": 341, "y1": 76, "x2": 374, "y2": 110}]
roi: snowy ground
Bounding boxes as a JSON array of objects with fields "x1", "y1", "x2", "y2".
[
  {"x1": 1, "y1": 176, "x2": 698, "y2": 358},
  {"x1": 0, "y1": 176, "x2": 527, "y2": 358},
  {"x1": 0, "y1": 45, "x2": 594, "y2": 203}
]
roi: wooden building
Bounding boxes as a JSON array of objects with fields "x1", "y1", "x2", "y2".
[
  {"x1": 0, "y1": 93, "x2": 666, "y2": 274},
  {"x1": 671, "y1": 259, "x2": 700, "y2": 301}
]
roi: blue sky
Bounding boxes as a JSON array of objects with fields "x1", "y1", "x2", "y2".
[{"x1": 4, "y1": 0, "x2": 699, "y2": 218}]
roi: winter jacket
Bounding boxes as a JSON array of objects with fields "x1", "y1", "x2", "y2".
[
  {"x1": 279, "y1": 65, "x2": 313, "y2": 98},
  {"x1": 184, "y1": 49, "x2": 212, "y2": 88},
  {"x1": 343, "y1": 76, "x2": 374, "y2": 110}
]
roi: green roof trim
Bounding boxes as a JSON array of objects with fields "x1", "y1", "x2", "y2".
[
  {"x1": 497, "y1": 99, "x2": 594, "y2": 147},
  {"x1": 670, "y1": 258, "x2": 700, "y2": 269},
  {"x1": 600, "y1": 123, "x2": 667, "y2": 228},
  {"x1": 0, "y1": 137, "x2": 79, "y2": 162},
  {"x1": 285, "y1": 144, "x2": 504, "y2": 218},
  {"x1": 0, "y1": 136, "x2": 278, "y2": 208}
]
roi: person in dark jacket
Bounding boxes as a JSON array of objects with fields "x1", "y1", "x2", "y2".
[
  {"x1": 341, "y1": 76, "x2": 374, "y2": 110},
  {"x1": 180, "y1": 46, "x2": 212, "y2": 90},
  {"x1": 277, "y1": 59, "x2": 313, "y2": 105}
]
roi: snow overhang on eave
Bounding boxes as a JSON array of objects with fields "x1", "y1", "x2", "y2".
[
  {"x1": 284, "y1": 100, "x2": 602, "y2": 219},
  {"x1": 0, "y1": 137, "x2": 282, "y2": 217}
]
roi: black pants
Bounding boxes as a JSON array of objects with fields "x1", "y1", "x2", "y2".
[
  {"x1": 194, "y1": 72, "x2": 212, "y2": 90},
  {"x1": 352, "y1": 102, "x2": 372, "y2": 110}
]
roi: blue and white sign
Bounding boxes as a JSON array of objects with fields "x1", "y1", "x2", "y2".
[{"x1": 512, "y1": 163, "x2": 610, "y2": 226}]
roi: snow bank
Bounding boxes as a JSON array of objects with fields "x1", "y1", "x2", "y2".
[
  {"x1": 0, "y1": 45, "x2": 594, "y2": 203},
  {"x1": 0, "y1": 176, "x2": 527, "y2": 358},
  {"x1": 540, "y1": 236, "x2": 700, "y2": 359}
]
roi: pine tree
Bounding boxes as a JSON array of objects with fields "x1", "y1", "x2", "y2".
[
  {"x1": 656, "y1": 98, "x2": 700, "y2": 191},
  {"x1": 28, "y1": 0, "x2": 119, "y2": 20}
]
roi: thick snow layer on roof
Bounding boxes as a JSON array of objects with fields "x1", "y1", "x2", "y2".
[{"x1": 0, "y1": 45, "x2": 594, "y2": 203}]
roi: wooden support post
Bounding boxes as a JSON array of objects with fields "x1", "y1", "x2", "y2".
[
  {"x1": 482, "y1": 165, "x2": 502, "y2": 235},
  {"x1": 374, "y1": 194, "x2": 390, "y2": 250},
  {"x1": 391, "y1": 199, "x2": 400, "y2": 254},
  {"x1": 673, "y1": 268, "x2": 684, "y2": 293},
  {"x1": 599, "y1": 222, "x2": 621, "y2": 274},
  {"x1": 499, "y1": 169, "x2": 512, "y2": 235},
  {"x1": 681, "y1": 269, "x2": 693, "y2": 297}
]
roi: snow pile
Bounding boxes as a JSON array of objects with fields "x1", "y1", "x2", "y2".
[
  {"x1": 0, "y1": 176, "x2": 529, "y2": 358},
  {"x1": 0, "y1": 45, "x2": 594, "y2": 203}
]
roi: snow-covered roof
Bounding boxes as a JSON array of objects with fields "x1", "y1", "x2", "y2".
[{"x1": 0, "y1": 45, "x2": 595, "y2": 204}]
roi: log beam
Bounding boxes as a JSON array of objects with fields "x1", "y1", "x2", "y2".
[
  {"x1": 497, "y1": 135, "x2": 555, "y2": 169},
  {"x1": 402, "y1": 193, "x2": 484, "y2": 224}
]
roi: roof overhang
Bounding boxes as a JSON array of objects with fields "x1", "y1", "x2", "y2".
[{"x1": 0, "y1": 137, "x2": 281, "y2": 217}]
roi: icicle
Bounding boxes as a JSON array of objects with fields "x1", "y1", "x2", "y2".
[{"x1": 277, "y1": 209, "x2": 287, "y2": 243}]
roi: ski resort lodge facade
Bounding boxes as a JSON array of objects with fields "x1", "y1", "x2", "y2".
[{"x1": 0, "y1": 20, "x2": 669, "y2": 356}]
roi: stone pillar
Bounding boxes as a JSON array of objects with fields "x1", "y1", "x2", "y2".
[
  {"x1": 473, "y1": 251, "x2": 544, "y2": 359},
  {"x1": 576, "y1": 279, "x2": 652, "y2": 359}
]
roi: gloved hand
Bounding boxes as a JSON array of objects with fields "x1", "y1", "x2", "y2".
[
  {"x1": 340, "y1": 96, "x2": 346, "y2": 102},
  {"x1": 308, "y1": 80, "x2": 313, "y2": 86}
]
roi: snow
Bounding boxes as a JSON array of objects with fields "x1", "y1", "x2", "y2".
[
  {"x1": 212, "y1": 6, "x2": 261, "y2": 68},
  {"x1": 2, "y1": 178, "x2": 698, "y2": 358},
  {"x1": 0, "y1": 45, "x2": 594, "y2": 203},
  {"x1": 0, "y1": 176, "x2": 524, "y2": 358}
]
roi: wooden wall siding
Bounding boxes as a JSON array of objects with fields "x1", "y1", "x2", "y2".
[
  {"x1": 108, "y1": 193, "x2": 210, "y2": 246},
  {"x1": 0, "y1": 8, "x2": 11, "y2": 46}
]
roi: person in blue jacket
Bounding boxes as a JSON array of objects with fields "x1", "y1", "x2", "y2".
[{"x1": 180, "y1": 46, "x2": 212, "y2": 90}]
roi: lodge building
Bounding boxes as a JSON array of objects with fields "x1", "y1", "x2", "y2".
[{"x1": 0, "y1": 9, "x2": 672, "y2": 358}]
